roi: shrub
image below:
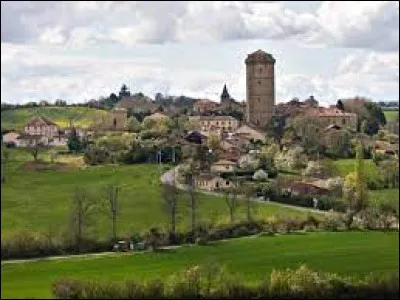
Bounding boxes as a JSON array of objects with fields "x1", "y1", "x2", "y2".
[
  {"x1": 52, "y1": 265, "x2": 399, "y2": 299},
  {"x1": 319, "y1": 213, "x2": 344, "y2": 231},
  {"x1": 83, "y1": 146, "x2": 110, "y2": 165},
  {"x1": 52, "y1": 278, "x2": 83, "y2": 299}
]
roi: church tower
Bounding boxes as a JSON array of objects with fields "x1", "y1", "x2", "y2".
[
  {"x1": 245, "y1": 49, "x2": 276, "y2": 128},
  {"x1": 220, "y1": 84, "x2": 230, "y2": 102}
]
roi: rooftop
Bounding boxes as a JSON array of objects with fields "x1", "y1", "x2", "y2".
[
  {"x1": 25, "y1": 116, "x2": 58, "y2": 127},
  {"x1": 198, "y1": 115, "x2": 238, "y2": 121},
  {"x1": 212, "y1": 159, "x2": 237, "y2": 166},
  {"x1": 245, "y1": 49, "x2": 276, "y2": 64}
]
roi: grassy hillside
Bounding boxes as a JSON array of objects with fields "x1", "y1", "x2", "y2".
[
  {"x1": 1, "y1": 106, "x2": 108, "y2": 130},
  {"x1": 333, "y1": 159, "x2": 379, "y2": 180},
  {"x1": 1, "y1": 149, "x2": 311, "y2": 240},
  {"x1": 369, "y1": 189, "x2": 400, "y2": 212},
  {"x1": 384, "y1": 109, "x2": 399, "y2": 122},
  {"x1": 1, "y1": 231, "x2": 398, "y2": 299}
]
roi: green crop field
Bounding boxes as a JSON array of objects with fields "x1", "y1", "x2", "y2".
[
  {"x1": 1, "y1": 149, "x2": 311, "y2": 240},
  {"x1": 1, "y1": 231, "x2": 398, "y2": 299},
  {"x1": 1, "y1": 106, "x2": 108, "y2": 131},
  {"x1": 384, "y1": 110, "x2": 399, "y2": 122}
]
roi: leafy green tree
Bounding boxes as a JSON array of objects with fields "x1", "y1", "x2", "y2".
[
  {"x1": 67, "y1": 128, "x2": 86, "y2": 153},
  {"x1": 355, "y1": 141, "x2": 368, "y2": 208},
  {"x1": 325, "y1": 130, "x2": 352, "y2": 158},
  {"x1": 292, "y1": 116, "x2": 325, "y2": 156},
  {"x1": 126, "y1": 116, "x2": 141, "y2": 133},
  {"x1": 378, "y1": 160, "x2": 399, "y2": 188},
  {"x1": 265, "y1": 115, "x2": 286, "y2": 149},
  {"x1": 118, "y1": 84, "x2": 131, "y2": 99},
  {"x1": 343, "y1": 141, "x2": 368, "y2": 228},
  {"x1": 336, "y1": 99, "x2": 344, "y2": 111}
]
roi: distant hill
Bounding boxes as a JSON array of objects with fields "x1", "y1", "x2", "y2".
[{"x1": 1, "y1": 106, "x2": 108, "y2": 131}]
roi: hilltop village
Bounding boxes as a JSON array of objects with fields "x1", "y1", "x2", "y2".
[{"x1": 2, "y1": 49, "x2": 398, "y2": 196}]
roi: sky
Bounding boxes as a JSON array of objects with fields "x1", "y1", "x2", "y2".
[{"x1": 1, "y1": 1, "x2": 399, "y2": 106}]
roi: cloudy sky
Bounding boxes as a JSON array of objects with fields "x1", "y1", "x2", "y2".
[{"x1": 1, "y1": 1, "x2": 399, "y2": 106}]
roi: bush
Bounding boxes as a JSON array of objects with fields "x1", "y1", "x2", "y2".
[
  {"x1": 1, "y1": 231, "x2": 112, "y2": 260},
  {"x1": 319, "y1": 213, "x2": 344, "y2": 231},
  {"x1": 52, "y1": 265, "x2": 399, "y2": 299},
  {"x1": 83, "y1": 146, "x2": 110, "y2": 165}
]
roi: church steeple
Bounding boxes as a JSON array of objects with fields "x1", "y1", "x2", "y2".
[{"x1": 221, "y1": 84, "x2": 230, "y2": 102}]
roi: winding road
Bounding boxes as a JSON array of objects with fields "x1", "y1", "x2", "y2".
[{"x1": 160, "y1": 165, "x2": 329, "y2": 215}]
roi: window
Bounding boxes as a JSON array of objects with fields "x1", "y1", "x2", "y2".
[
  {"x1": 258, "y1": 98, "x2": 260, "y2": 102},
  {"x1": 259, "y1": 68, "x2": 262, "y2": 73},
  {"x1": 216, "y1": 121, "x2": 219, "y2": 125},
  {"x1": 226, "y1": 181, "x2": 230, "y2": 185},
  {"x1": 342, "y1": 118, "x2": 346, "y2": 125},
  {"x1": 258, "y1": 80, "x2": 261, "y2": 85}
]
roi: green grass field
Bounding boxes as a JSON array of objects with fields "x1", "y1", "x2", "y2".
[
  {"x1": 333, "y1": 159, "x2": 399, "y2": 209},
  {"x1": 384, "y1": 110, "x2": 399, "y2": 122},
  {"x1": 333, "y1": 159, "x2": 380, "y2": 180},
  {"x1": 1, "y1": 149, "x2": 311, "y2": 240},
  {"x1": 369, "y1": 189, "x2": 400, "y2": 212},
  {"x1": 1, "y1": 106, "x2": 108, "y2": 131},
  {"x1": 1, "y1": 231, "x2": 398, "y2": 299}
]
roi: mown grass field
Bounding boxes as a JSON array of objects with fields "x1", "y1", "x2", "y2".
[
  {"x1": 1, "y1": 149, "x2": 311, "y2": 240},
  {"x1": 384, "y1": 109, "x2": 399, "y2": 122},
  {"x1": 1, "y1": 231, "x2": 398, "y2": 299},
  {"x1": 1, "y1": 106, "x2": 107, "y2": 130}
]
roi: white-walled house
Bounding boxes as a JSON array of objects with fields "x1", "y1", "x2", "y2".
[{"x1": 24, "y1": 117, "x2": 59, "y2": 137}]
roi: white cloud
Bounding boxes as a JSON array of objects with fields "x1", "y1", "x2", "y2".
[
  {"x1": 1, "y1": 1, "x2": 398, "y2": 51},
  {"x1": 0, "y1": 2, "x2": 398, "y2": 105}
]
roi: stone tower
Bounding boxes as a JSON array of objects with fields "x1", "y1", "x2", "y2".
[
  {"x1": 245, "y1": 49, "x2": 276, "y2": 128},
  {"x1": 109, "y1": 108, "x2": 128, "y2": 131}
]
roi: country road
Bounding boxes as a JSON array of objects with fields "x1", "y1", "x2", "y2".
[{"x1": 160, "y1": 165, "x2": 329, "y2": 215}]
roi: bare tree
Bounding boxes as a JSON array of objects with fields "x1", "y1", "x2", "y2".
[
  {"x1": 162, "y1": 183, "x2": 179, "y2": 236},
  {"x1": 69, "y1": 187, "x2": 96, "y2": 252},
  {"x1": 185, "y1": 162, "x2": 198, "y2": 237},
  {"x1": 243, "y1": 183, "x2": 256, "y2": 223},
  {"x1": 102, "y1": 184, "x2": 120, "y2": 243},
  {"x1": 27, "y1": 142, "x2": 45, "y2": 161},
  {"x1": 224, "y1": 188, "x2": 238, "y2": 224}
]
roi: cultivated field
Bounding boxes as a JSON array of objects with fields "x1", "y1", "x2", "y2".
[
  {"x1": 1, "y1": 106, "x2": 107, "y2": 131},
  {"x1": 1, "y1": 149, "x2": 310, "y2": 240},
  {"x1": 1, "y1": 231, "x2": 398, "y2": 299}
]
